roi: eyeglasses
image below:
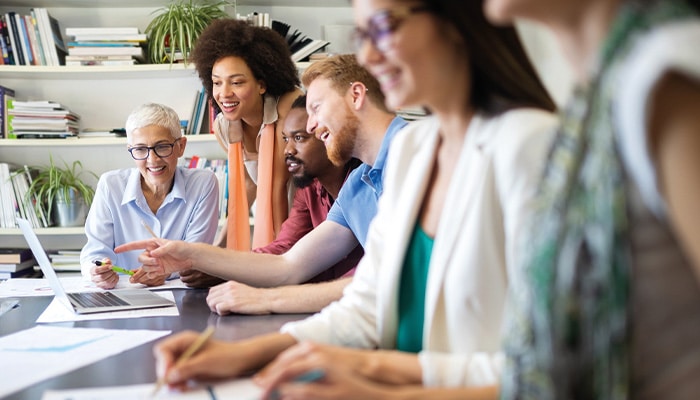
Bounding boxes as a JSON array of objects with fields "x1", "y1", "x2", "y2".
[
  {"x1": 352, "y1": 5, "x2": 431, "y2": 53},
  {"x1": 127, "y1": 138, "x2": 181, "y2": 160}
]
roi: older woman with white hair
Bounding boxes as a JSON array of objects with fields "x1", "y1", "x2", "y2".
[{"x1": 80, "y1": 103, "x2": 219, "y2": 289}]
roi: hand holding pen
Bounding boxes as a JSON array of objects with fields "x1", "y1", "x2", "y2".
[{"x1": 89, "y1": 258, "x2": 120, "y2": 290}]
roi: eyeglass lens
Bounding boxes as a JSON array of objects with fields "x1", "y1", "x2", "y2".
[
  {"x1": 352, "y1": 6, "x2": 429, "y2": 52},
  {"x1": 128, "y1": 142, "x2": 176, "y2": 160}
]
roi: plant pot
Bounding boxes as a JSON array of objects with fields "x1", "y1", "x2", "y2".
[{"x1": 52, "y1": 190, "x2": 88, "y2": 227}]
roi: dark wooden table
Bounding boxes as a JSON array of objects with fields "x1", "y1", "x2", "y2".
[{"x1": 0, "y1": 289, "x2": 308, "y2": 400}]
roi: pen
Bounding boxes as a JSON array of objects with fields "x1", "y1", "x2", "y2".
[
  {"x1": 93, "y1": 260, "x2": 135, "y2": 276},
  {"x1": 141, "y1": 219, "x2": 158, "y2": 238},
  {"x1": 151, "y1": 326, "x2": 216, "y2": 397}
]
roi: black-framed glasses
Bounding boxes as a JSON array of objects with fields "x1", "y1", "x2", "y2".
[
  {"x1": 352, "y1": 5, "x2": 431, "y2": 53},
  {"x1": 127, "y1": 138, "x2": 181, "y2": 160}
]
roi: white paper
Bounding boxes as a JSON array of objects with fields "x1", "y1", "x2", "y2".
[
  {"x1": 41, "y1": 378, "x2": 262, "y2": 400},
  {"x1": 0, "y1": 275, "x2": 189, "y2": 297},
  {"x1": 0, "y1": 325, "x2": 171, "y2": 399},
  {"x1": 36, "y1": 291, "x2": 179, "y2": 323}
]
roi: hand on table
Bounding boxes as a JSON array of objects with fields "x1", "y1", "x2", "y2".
[
  {"x1": 180, "y1": 269, "x2": 225, "y2": 289},
  {"x1": 207, "y1": 280, "x2": 273, "y2": 315}
]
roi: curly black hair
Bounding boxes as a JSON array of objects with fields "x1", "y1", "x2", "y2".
[{"x1": 191, "y1": 18, "x2": 300, "y2": 103}]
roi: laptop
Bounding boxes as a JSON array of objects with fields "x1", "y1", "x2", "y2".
[{"x1": 16, "y1": 217, "x2": 175, "y2": 314}]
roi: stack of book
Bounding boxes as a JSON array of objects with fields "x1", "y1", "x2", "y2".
[
  {"x1": 0, "y1": 162, "x2": 49, "y2": 229},
  {"x1": 0, "y1": 248, "x2": 36, "y2": 279},
  {"x1": 48, "y1": 250, "x2": 81, "y2": 272},
  {"x1": 0, "y1": 8, "x2": 68, "y2": 66},
  {"x1": 7, "y1": 100, "x2": 80, "y2": 139},
  {"x1": 270, "y1": 20, "x2": 330, "y2": 63},
  {"x1": 65, "y1": 27, "x2": 146, "y2": 66}
]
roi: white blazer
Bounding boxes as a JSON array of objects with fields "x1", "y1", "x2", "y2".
[{"x1": 283, "y1": 110, "x2": 556, "y2": 387}]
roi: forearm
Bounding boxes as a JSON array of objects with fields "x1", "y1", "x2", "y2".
[
  {"x1": 391, "y1": 385, "x2": 498, "y2": 400},
  {"x1": 266, "y1": 277, "x2": 351, "y2": 313},
  {"x1": 190, "y1": 243, "x2": 306, "y2": 287}
]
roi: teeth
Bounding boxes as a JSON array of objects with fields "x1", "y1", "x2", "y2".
[
  {"x1": 149, "y1": 166, "x2": 165, "y2": 172},
  {"x1": 377, "y1": 72, "x2": 396, "y2": 86},
  {"x1": 290, "y1": 162, "x2": 298, "y2": 167},
  {"x1": 222, "y1": 102, "x2": 239, "y2": 107}
]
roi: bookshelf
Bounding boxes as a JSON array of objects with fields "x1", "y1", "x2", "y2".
[{"x1": 0, "y1": 0, "x2": 354, "y2": 250}]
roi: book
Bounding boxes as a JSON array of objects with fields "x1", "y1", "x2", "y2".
[
  {"x1": 0, "y1": 248, "x2": 33, "y2": 264},
  {"x1": 15, "y1": 13, "x2": 32, "y2": 66},
  {"x1": 0, "y1": 258, "x2": 36, "y2": 273},
  {"x1": 39, "y1": 8, "x2": 68, "y2": 65},
  {"x1": 31, "y1": 8, "x2": 52, "y2": 66},
  {"x1": 0, "y1": 266, "x2": 35, "y2": 279},
  {"x1": 68, "y1": 41, "x2": 143, "y2": 47},
  {"x1": 24, "y1": 14, "x2": 42, "y2": 65},
  {"x1": 66, "y1": 54, "x2": 134, "y2": 61},
  {"x1": 9, "y1": 167, "x2": 41, "y2": 228},
  {"x1": 188, "y1": 88, "x2": 207, "y2": 135},
  {"x1": 65, "y1": 27, "x2": 140, "y2": 36},
  {"x1": 0, "y1": 18, "x2": 9, "y2": 64},
  {"x1": 23, "y1": 165, "x2": 49, "y2": 228},
  {"x1": 0, "y1": 163, "x2": 16, "y2": 228},
  {"x1": 69, "y1": 33, "x2": 147, "y2": 42},
  {"x1": 67, "y1": 45, "x2": 144, "y2": 57},
  {"x1": 5, "y1": 12, "x2": 25, "y2": 65},
  {"x1": 291, "y1": 39, "x2": 330, "y2": 62},
  {"x1": 65, "y1": 59, "x2": 136, "y2": 66},
  {"x1": 0, "y1": 85, "x2": 15, "y2": 138}
]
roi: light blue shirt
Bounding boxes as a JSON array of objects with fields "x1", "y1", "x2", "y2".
[
  {"x1": 80, "y1": 167, "x2": 219, "y2": 277},
  {"x1": 326, "y1": 116, "x2": 408, "y2": 247}
]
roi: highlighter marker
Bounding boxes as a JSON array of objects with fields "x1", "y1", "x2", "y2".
[{"x1": 93, "y1": 259, "x2": 135, "y2": 276}]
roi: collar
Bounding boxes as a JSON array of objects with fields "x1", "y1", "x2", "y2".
[{"x1": 122, "y1": 168, "x2": 185, "y2": 207}]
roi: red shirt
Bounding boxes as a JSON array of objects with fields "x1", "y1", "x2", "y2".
[{"x1": 253, "y1": 179, "x2": 364, "y2": 283}]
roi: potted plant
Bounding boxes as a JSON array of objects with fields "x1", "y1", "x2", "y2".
[
  {"x1": 25, "y1": 156, "x2": 97, "y2": 227},
  {"x1": 145, "y1": 0, "x2": 230, "y2": 65}
]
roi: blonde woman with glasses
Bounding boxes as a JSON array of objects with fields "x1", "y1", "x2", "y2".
[{"x1": 80, "y1": 103, "x2": 219, "y2": 289}]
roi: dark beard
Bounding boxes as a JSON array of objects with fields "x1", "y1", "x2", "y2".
[
  {"x1": 327, "y1": 112, "x2": 360, "y2": 166},
  {"x1": 292, "y1": 174, "x2": 314, "y2": 188}
]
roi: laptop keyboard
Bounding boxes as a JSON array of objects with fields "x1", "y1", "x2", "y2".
[{"x1": 68, "y1": 292, "x2": 130, "y2": 308}]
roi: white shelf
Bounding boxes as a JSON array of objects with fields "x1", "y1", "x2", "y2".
[
  {"x1": 0, "y1": 134, "x2": 216, "y2": 147},
  {"x1": 0, "y1": 64, "x2": 199, "y2": 80},
  {"x1": 0, "y1": 226, "x2": 84, "y2": 236},
  {"x1": 1, "y1": 0, "x2": 190, "y2": 7},
  {"x1": 238, "y1": 0, "x2": 348, "y2": 6}
]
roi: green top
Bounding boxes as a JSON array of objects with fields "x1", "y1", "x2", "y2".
[{"x1": 396, "y1": 223, "x2": 434, "y2": 353}]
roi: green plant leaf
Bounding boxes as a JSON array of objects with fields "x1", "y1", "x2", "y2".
[
  {"x1": 23, "y1": 155, "x2": 97, "y2": 226},
  {"x1": 146, "y1": 0, "x2": 231, "y2": 65}
]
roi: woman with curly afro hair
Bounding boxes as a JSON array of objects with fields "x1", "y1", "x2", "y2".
[{"x1": 190, "y1": 18, "x2": 304, "y2": 260}]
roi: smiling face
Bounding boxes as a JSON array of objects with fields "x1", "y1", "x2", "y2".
[
  {"x1": 211, "y1": 55, "x2": 266, "y2": 123},
  {"x1": 353, "y1": 0, "x2": 466, "y2": 112},
  {"x1": 306, "y1": 78, "x2": 360, "y2": 166},
  {"x1": 282, "y1": 107, "x2": 336, "y2": 187},
  {"x1": 128, "y1": 125, "x2": 185, "y2": 191}
]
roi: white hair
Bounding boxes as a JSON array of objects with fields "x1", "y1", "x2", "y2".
[{"x1": 125, "y1": 103, "x2": 182, "y2": 140}]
